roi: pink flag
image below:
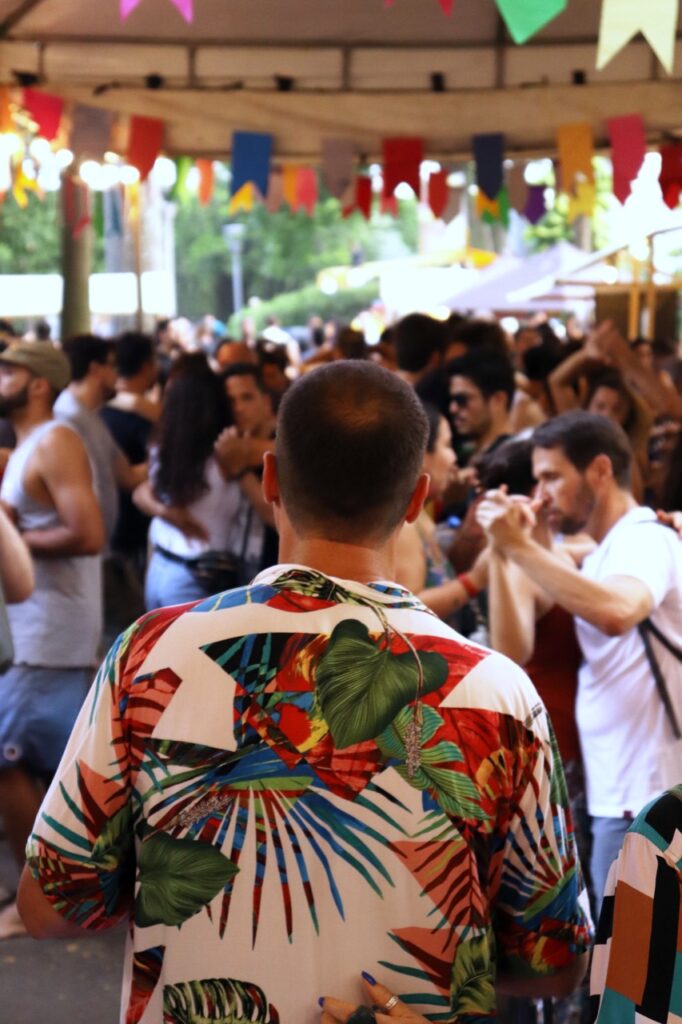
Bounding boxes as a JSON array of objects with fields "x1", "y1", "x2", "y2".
[{"x1": 121, "y1": 0, "x2": 193, "y2": 22}]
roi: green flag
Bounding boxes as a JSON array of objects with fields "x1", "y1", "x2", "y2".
[
  {"x1": 169, "y1": 156, "x2": 192, "y2": 202},
  {"x1": 496, "y1": 0, "x2": 567, "y2": 45}
]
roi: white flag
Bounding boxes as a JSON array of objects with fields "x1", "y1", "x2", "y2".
[{"x1": 597, "y1": 0, "x2": 679, "y2": 73}]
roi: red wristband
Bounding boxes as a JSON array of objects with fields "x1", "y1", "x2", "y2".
[{"x1": 457, "y1": 572, "x2": 479, "y2": 599}]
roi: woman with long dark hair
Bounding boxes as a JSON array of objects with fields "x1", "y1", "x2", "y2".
[{"x1": 134, "y1": 354, "x2": 240, "y2": 609}]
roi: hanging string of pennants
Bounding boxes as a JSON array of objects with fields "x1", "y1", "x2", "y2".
[
  {"x1": 0, "y1": 87, "x2": 680, "y2": 225},
  {"x1": 115, "y1": 0, "x2": 682, "y2": 74}
]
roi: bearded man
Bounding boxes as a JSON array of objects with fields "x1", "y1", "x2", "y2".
[
  {"x1": 476, "y1": 410, "x2": 682, "y2": 907},
  {"x1": 0, "y1": 341, "x2": 104, "y2": 937}
]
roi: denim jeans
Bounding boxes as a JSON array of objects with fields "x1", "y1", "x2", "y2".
[{"x1": 590, "y1": 815, "x2": 632, "y2": 915}]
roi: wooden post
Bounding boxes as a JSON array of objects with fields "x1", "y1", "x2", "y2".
[{"x1": 60, "y1": 171, "x2": 92, "y2": 340}]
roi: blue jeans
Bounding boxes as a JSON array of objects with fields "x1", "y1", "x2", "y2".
[
  {"x1": 590, "y1": 815, "x2": 632, "y2": 915},
  {"x1": 145, "y1": 549, "x2": 206, "y2": 611}
]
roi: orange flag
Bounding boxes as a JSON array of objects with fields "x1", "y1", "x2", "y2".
[
  {"x1": 557, "y1": 123, "x2": 594, "y2": 194},
  {"x1": 196, "y1": 159, "x2": 214, "y2": 206}
]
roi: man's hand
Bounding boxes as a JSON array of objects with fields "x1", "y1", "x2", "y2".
[
  {"x1": 475, "y1": 489, "x2": 535, "y2": 550},
  {"x1": 214, "y1": 427, "x2": 254, "y2": 478},
  {"x1": 657, "y1": 509, "x2": 682, "y2": 540}
]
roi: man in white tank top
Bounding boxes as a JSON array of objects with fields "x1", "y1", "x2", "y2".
[{"x1": 0, "y1": 341, "x2": 105, "y2": 938}]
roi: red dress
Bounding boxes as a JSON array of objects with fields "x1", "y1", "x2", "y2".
[{"x1": 524, "y1": 604, "x2": 582, "y2": 763}]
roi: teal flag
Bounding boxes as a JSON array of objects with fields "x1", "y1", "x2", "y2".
[{"x1": 496, "y1": 0, "x2": 567, "y2": 44}]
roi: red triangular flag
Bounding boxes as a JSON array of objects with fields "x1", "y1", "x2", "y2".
[
  {"x1": 438, "y1": 0, "x2": 454, "y2": 12},
  {"x1": 381, "y1": 194, "x2": 398, "y2": 217},
  {"x1": 23, "y1": 89, "x2": 64, "y2": 141},
  {"x1": 383, "y1": 137, "x2": 422, "y2": 198},
  {"x1": 126, "y1": 116, "x2": 164, "y2": 181},
  {"x1": 428, "y1": 170, "x2": 449, "y2": 218},
  {"x1": 296, "y1": 167, "x2": 318, "y2": 215},
  {"x1": 343, "y1": 176, "x2": 372, "y2": 220},
  {"x1": 607, "y1": 115, "x2": 646, "y2": 205},
  {"x1": 659, "y1": 144, "x2": 682, "y2": 210}
]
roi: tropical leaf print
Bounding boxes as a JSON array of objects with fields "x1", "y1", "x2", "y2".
[
  {"x1": 135, "y1": 832, "x2": 239, "y2": 928},
  {"x1": 451, "y1": 930, "x2": 496, "y2": 1018},
  {"x1": 377, "y1": 706, "x2": 487, "y2": 820},
  {"x1": 317, "y1": 619, "x2": 448, "y2": 747},
  {"x1": 163, "y1": 977, "x2": 279, "y2": 1024}
]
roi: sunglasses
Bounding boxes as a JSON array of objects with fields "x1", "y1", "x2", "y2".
[{"x1": 450, "y1": 392, "x2": 473, "y2": 408}]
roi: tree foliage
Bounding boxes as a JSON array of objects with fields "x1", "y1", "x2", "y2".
[
  {"x1": 174, "y1": 176, "x2": 418, "y2": 321},
  {"x1": 0, "y1": 191, "x2": 61, "y2": 274}
]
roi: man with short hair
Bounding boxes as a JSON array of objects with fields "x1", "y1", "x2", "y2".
[
  {"x1": 394, "y1": 312, "x2": 445, "y2": 387},
  {"x1": 18, "y1": 363, "x2": 590, "y2": 1021},
  {"x1": 56, "y1": 334, "x2": 148, "y2": 544},
  {"x1": 476, "y1": 409, "x2": 682, "y2": 905},
  {"x1": 0, "y1": 341, "x2": 105, "y2": 937},
  {"x1": 448, "y1": 346, "x2": 516, "y2": 463}
]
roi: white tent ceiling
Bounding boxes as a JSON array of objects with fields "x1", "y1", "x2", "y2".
[{"x1": 1, "y1": 0, "x2": 681, "y2": 156}]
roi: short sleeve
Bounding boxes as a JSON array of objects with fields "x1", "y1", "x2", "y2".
[
  {"x1": 25, "y1": 628, "x2": 135, "y2": 931},
  {"x1": 602, "y1": 522, "x2": 675, "y2": 609},
  {"x1": 494, "y1": 713, "x2": 594, "y2": 977}
]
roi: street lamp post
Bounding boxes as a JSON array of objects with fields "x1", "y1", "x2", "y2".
[{"x1": 223, "y1": 223, "x2": 246, "y2": 315}]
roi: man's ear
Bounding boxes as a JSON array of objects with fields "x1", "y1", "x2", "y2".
[
  {"x1": 404, "y1": 473, "x2": 430, "y2": 525},
  {"x1": 586, "y1": 452, "x2": 614, "y2": 488},
  {"x1": 262, "y1": 451, "x2": 280, "y2": 505}
]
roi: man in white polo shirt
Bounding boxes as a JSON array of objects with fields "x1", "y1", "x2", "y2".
[{"x1": 476, "y1": 409, "x2": 682, "y2": 908}]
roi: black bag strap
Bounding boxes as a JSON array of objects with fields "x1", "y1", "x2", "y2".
[{"x1": 638, "y1": 618, "x2": 682, "y2": 740}]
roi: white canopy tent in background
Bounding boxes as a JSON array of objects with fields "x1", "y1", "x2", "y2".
[
  {"x1": 0, "y1": 0, "x2": 681, "y2": 158},
  {"x1": 445, "y1": 241, "x2": 601, "y2": 315}
]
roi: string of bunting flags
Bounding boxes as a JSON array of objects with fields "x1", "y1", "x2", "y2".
[
  {"x1": 116, "y1": 0, "x2": 682, "y2": 74},
  {"x1": 1, "y1": 86, "x2": 681, "y2": 228}
]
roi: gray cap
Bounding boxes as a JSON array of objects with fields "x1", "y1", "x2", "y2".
[{"x1": 0, "y1": 341, "x2": 71, "y2": 393}]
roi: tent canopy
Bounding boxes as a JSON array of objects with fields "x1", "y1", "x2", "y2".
[
  {"x1": 1, "y1": 0, "x2": 681, "y2": 156},
  {"x1": 446, "y1": 241, "x2": 598, "y2": 313}
]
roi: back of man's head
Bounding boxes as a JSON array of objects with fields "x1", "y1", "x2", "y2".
[
  {"x1": 62, "y1": 334, "x2": 115, "y2": 382},
  {"x1": 447, "y1": 346, "x2": 515, "y2": 410},
  {"x1": 448, "y1": 319, "x2": 508, "y2": 356},
  {"x1": 532, "y1": 410, "x2": 632, "y2": 488},
  {"x1": 116, "y1": 332, "x2": 155, "y2": 378},
  {"x1": 277, "y1": 362, "x2": 428, "y2": 543},
  {"x1": 395, "y1": 314, "x2": 445, "y2": 374}
]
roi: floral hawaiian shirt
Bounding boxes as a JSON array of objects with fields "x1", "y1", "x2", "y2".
[{"x1": 26, "y1": 566, "x2": 592, "y2": 1023}]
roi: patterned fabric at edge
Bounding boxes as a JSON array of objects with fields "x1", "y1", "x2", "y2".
[
  {"x1": 590, "y1": 784, "x2": 682, "y2": 1023},
  {"x1": 26, "y1": 566, "x2": 592, "y2": 1024}
]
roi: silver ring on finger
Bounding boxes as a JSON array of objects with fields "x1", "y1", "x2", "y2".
[{"x1": 381, "y1": 996, "x2": 399, "y2": 1012}]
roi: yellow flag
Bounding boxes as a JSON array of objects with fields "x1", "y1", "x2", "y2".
[
  {"x1": 12, "y1": 166, "x2": 40, "y2": 209},
  {"x1": 568, "y1": 181, "x2": 596, "y2": 222},
  {"x1": 557, "y1": 123, "x2": 594, "y2": 193},
  {"x1": 597, "y1": 0, "x2": 679, "y2": 74},
  {"x1": 228, "y1": 182, "x2": 254, "y2": 214}
]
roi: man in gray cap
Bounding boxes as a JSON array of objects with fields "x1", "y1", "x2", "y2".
[{"x1": 0, "y1": 341, "x2": 105, "y2": 937}]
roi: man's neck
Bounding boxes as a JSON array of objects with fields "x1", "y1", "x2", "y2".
[
  {"x1": 277, "y1": 534, "x2": 398, "y2": 586},
  {"x1": 587, "y1": 487, "x2": 638, "y2": 545},
  {"x1": 12, "y1": 407, "x2": 53, "y2": 444},
  {"x1": 68, "y1": 380, "x2": 101, "y2": 412},
  {"x1": 116, "y1": 375, "x2": 147, "y2": 397},
  {"x1": 476, "y1": 414, "x2": 511, "y2": 454}
]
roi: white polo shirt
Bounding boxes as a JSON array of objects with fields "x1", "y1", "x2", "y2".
[{"x1": 576, "y1": 507, "x2": 682, "y2": 818}]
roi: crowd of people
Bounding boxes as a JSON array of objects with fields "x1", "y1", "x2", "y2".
[{"x1": 0, "y1": 305, "x2": 680, "y2": 1024}]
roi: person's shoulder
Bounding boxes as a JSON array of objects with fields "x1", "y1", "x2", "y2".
[
  {"x1": 630, "y1": 785, "x2": 682, "y2": 848},
  {"x1": 437, "y1": 639, "x2": 544, "y2": 726}
]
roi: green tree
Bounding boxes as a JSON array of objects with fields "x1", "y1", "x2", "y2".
[
  {"x1": 173, "y1": 176, "x2": 419, "y2": 321},
  {"x1": 0, "y1": 191, "x2": 61, "y2": 274}
]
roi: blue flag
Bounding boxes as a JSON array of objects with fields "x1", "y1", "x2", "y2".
[
  {"x1": 473, "y1": 133, "x2": 505, "y2": 200},
  {"x1": 231, "y1": 131, "x2": 273, "y2": 198}
]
